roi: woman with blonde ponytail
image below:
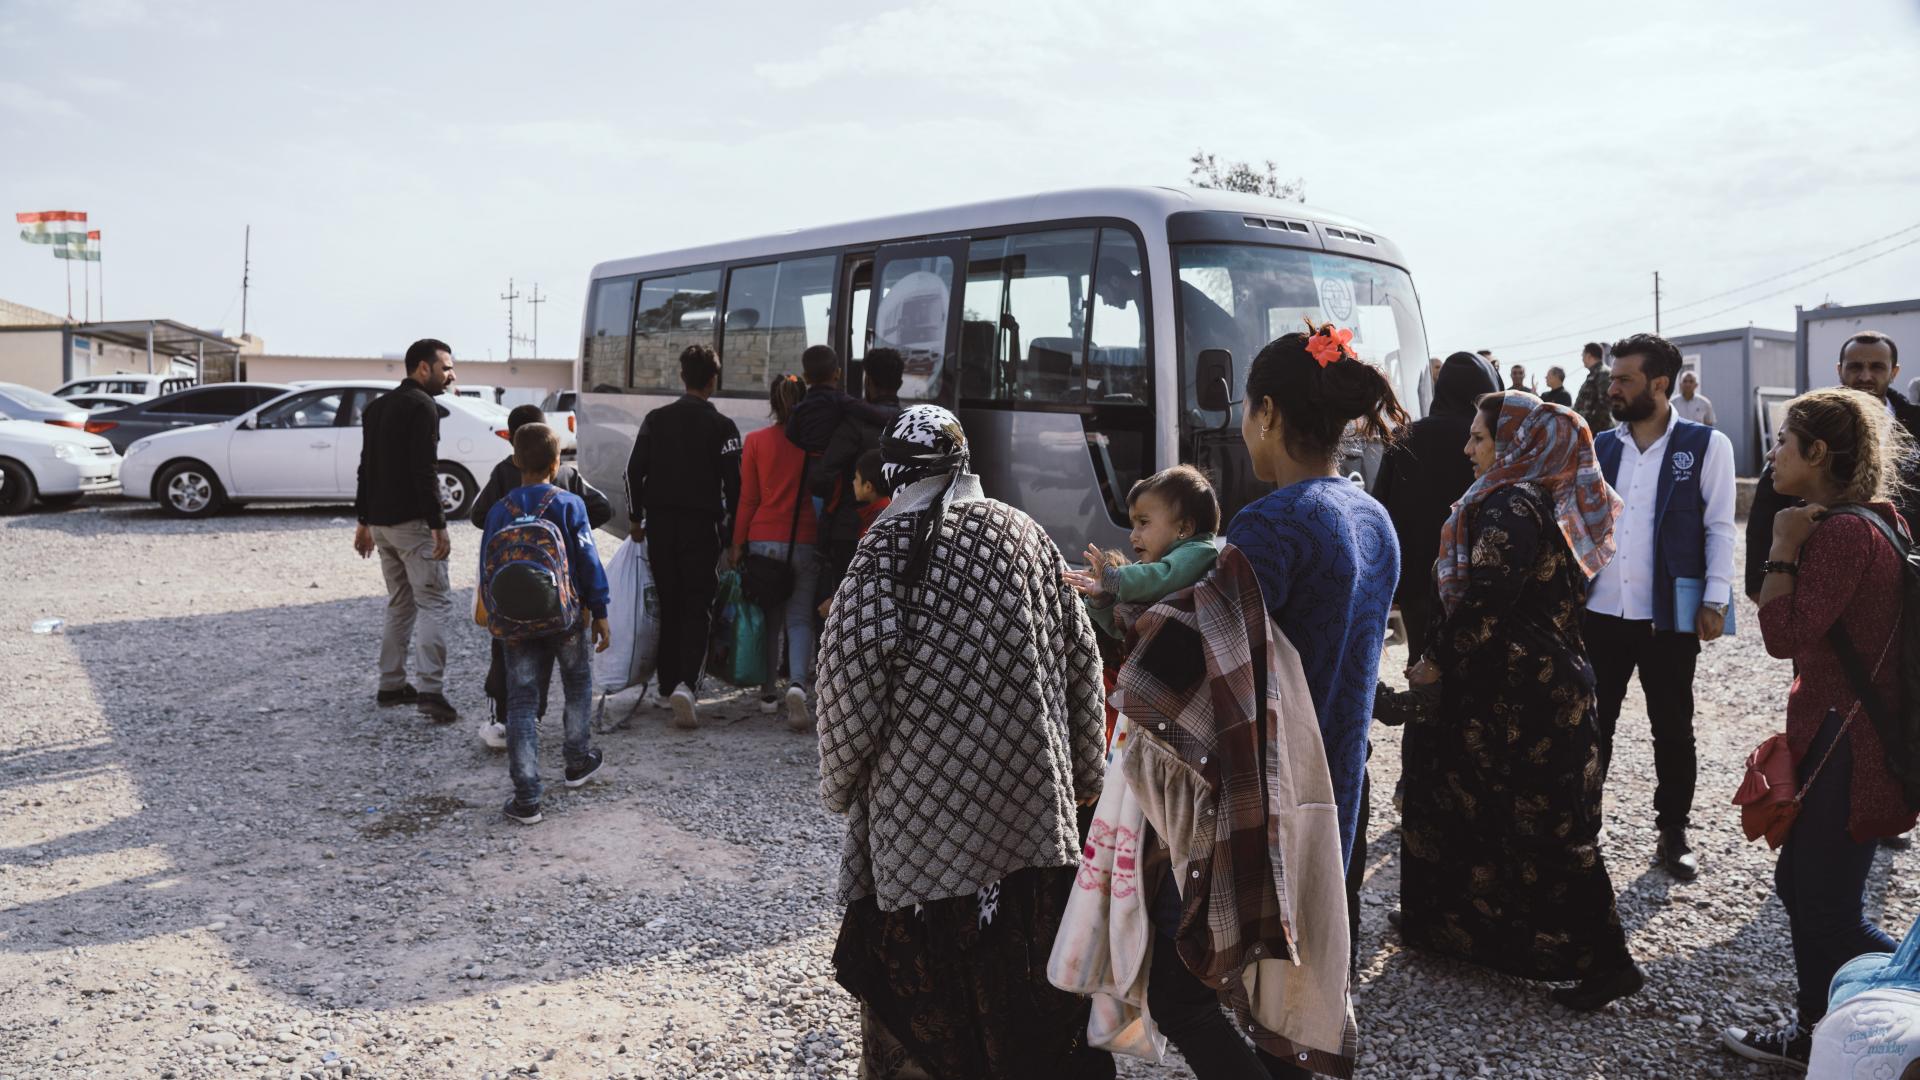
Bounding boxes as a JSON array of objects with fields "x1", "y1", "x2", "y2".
[{"x1": 1723, "y1": 387, "x2": 1920, "y2": 1069}]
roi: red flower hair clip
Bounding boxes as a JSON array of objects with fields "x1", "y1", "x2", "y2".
[{"x1": 1302, "y1": 318, "x2": 1357, "y2": 368}]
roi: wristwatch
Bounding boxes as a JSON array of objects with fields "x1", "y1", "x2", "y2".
[{"x1": 1702, "y1": 601, "x2": 1729, "y2": 616}]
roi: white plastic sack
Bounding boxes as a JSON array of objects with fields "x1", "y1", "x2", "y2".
[
  {"x1": 1809, "y1": 986, "x2": 1920, "y2": 1078},
  {"x1": 595, "y1": 537, "x2": 659, "y2": 694}
]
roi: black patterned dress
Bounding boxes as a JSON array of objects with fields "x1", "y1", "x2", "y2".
[{"x1": 1399, "y1": 482, "x2": 1634, "y2": 981}]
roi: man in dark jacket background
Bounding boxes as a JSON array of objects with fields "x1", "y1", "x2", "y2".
[
  {"x1": 1746, "y1": 331, "x2": 1916, "y2": 599},
  {"x1": 810, "y1": 347, "x2": 904, "y2": 611},
  {"x1": 1373, "y1": 351, "x2": 1502, "y2": 660},
  {"x1": 624, "y1": 344, "x2": 742, "y2": 730},
  {"x1": 1574, "y1": 342, "x2": 1614, "y2": 433},
  {"x1": 353, "y1": 338, "x2": 460, "y2": 722}
]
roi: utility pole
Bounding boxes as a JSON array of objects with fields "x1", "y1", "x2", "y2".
[
  {"x1": 500, "y1": 278, "x2": 521, "y2": 360},
  {"x1": 525, "y1": 283, "x2": 546, "y2": 359},
  {"x1": 1653, "y1": 270, "x2": 1662, "y2": 335},
  {"x1": 241, "y1": 226, "x2": 252, "y2": 338}
]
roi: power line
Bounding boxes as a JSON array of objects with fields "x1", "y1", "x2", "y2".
[
  {"x1": 1504, "y1": 233, "x2": 1920, "y2": 367},
  {"x1": 1488, "y1": 220, "x2": 1920, "y2": 350}
]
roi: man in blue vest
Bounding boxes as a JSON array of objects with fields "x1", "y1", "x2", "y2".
[{"x1": 1586, "y1": 332, "x2": 1737, "y2": 882}]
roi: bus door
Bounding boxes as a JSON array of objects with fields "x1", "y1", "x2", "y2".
[{"x1": 865, "y1": 238, "x2": 968, "y2": 406}]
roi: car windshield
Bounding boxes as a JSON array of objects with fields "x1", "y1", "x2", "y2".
[
  {"x1": 1172, "y1": 244, "x2": 1428, "y2": 424},
  {"x1": 0, "y1": 383, "x2": 79, "y2": 411}
]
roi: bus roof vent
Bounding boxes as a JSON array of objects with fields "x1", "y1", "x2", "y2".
[
  {"x1": 1263, "y1": 218, "x2": 1311, "y2": 233},
  {"x1": 1325, "y1": 226, "x2": 1379, "y2": 245},
  {"x1": 1242, "y1": 216, "x2": 1267, "y2": 229}
]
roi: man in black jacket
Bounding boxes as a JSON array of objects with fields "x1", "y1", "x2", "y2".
[
  {"x1": 624, "y1": 344, "x2": 742, "y2": 730},
  {"x1": 1747, "y1": 331, "x2": 1916, "y2": 600},
  {"x1": 810, "y1": 347, "x2": 904, "y2": 614},
  {"x1": 471, "y1": 404, "x2": 613, "y2": 748},
  {"x1": 353, "y1": 338, "x2": 460, "y2": 722}
]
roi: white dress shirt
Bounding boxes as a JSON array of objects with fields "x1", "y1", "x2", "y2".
[
  {"x1": 1672, "y1": 392, "x2": 1715, "y2": 427},
  {"x1": 1587, "y1": 406, "x2": 1736, "y2": 621}
]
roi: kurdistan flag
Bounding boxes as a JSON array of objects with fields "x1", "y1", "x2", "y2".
[
  {"x1": 16, "y1": 210, "x2": 88, "y2": 245},
  {"x1": 55, "y1": 230, "x2": 99, "y2": 261}
]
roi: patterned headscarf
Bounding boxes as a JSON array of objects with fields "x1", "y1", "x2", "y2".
[
  {"x1": 1435, "y1": 392, "x2": 1623, "y2": 616},
  {"x1": 881, "y1": 404, "x2": 971, "y2": 583}
]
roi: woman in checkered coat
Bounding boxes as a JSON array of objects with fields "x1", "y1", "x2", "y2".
[{"x1": 815, "y1": 405, "x2": 1115, "y2": 1080}]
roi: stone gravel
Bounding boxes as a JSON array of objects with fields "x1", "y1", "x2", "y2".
[{"x1": 1, "y1": 497, "x2": 1912, "y2": 1078}]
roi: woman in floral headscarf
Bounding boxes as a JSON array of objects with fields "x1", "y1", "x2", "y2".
[
  {"x1": 815, "y1": 405, "x2": 1114, "y2": 1079},
  {"x1": 1396, "y1": 392, "x2": 1645, "y2": 1011}
]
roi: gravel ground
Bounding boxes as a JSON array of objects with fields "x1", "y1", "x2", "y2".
[{"x1": 1, "y1": 497, "x2": 1912, "y2": 1079}]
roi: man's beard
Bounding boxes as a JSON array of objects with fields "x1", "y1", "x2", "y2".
[{"x1": 1610, "y1": 387, "x2": 1656, "y2": 423}]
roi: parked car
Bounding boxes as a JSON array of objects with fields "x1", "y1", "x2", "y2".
[
  {"x1": 65, "y1": 392, "x2": 149, "y2": 412},
  {"x1": 540, "y1": 389, "x2": 579, "y2": 446},
  {"x1": 54, "y1": 373, "x2": 196, "y2": 399},
  {"x1": 119, "y1": 383, "x2": 512, "y2": 519},
  {"x1": 0, "y1": 381, "x2": 92, "y2": 429},
  {"x1": 83, "y1": 382, "x2": 292, "y2": 453},
  {"x1": 453, "y1": 384, "x2": 504, "y2": 404},
  {"x1": 0, "y1": 420, "x2": 121, "y2": 514}
]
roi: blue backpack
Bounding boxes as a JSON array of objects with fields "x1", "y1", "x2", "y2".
[{"x1": 482, "y1": 487, "x2": 580, "y2": 641}]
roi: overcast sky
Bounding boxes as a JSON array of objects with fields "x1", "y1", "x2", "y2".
[{"x1": 2, "y1": 0, "x2": 1916, "y2": 385}]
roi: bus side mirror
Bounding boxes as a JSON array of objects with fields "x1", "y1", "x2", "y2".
[{"x1": 1195, "y1": 349, "x2": 1236, "y2": 413}]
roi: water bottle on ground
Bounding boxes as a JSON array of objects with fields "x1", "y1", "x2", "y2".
[{"x1": 30, "y1": 618, "x2": 65, "y2": 635}]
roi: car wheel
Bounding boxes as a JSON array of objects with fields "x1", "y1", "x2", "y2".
[
  {"x1": 37, "y1": 492, "x2": 84, "y2": 508},
  {"x1": 0, "y1": 459, "x2": 36, "y2": 515},
  {"x1": 157, "y1": 460, "x2": 227, "y2": 518},
  {"x1": 436, "y1": 462, "x2": 476, "y2": 520}
]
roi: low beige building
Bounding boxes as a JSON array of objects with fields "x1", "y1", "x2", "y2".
[{"x1": 0, "y1": 299, "x2": 237, "y2": 391}]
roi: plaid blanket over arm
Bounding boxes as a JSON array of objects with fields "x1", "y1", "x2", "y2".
[{"x1": 1112, "y1": 544, "x2": 1358, "y2": 1078}]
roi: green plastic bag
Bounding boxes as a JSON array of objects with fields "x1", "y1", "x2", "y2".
[{"x1": 708, "y1": 570, "x2": 768, "y2": 688}]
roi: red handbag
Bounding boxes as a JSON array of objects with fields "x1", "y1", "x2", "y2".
[
  {"x1": 1734, "y1": 627, "x2": 1896, "y2": 849},
  {"x1": 1733, "y1": 733, "x2": 1802, "y2": 849}
]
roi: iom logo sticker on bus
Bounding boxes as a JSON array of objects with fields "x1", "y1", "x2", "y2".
[{"x1": 1319, "y1": 277, "x2": 1354, "y2": 322}]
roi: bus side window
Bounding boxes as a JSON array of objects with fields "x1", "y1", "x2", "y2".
[
  {"x1": 1088, "y1": 229, "x2": 1148, "y2": 404},
  {"x1": 959, "y1": 237, "x2": 1007, "y2": 400},
  {"x1": 582, "y1": 275, "x2": 638, "y2": 392},
  {"x1": 632, "y1": 269, "x2": 720, "y2": 392}
]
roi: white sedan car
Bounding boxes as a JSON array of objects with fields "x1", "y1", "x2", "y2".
[
  {"x1": 120, "y1": 383, "x2": 511, "y2": 519},
  {"x1": 0, "y1": 420, "x2": 121, "y2": 514}
]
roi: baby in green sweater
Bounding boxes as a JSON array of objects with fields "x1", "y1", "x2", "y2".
[{"x1": 1064, "y1": 465, "x2": 1222, "y2": 643}]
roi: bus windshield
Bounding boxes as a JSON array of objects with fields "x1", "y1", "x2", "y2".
[{"x1": 1173, "y1": 244, "x2": 1428, "y2": 424}]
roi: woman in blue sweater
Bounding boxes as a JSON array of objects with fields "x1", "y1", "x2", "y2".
[{"x1": 1226, "y1": 324, "x2": 1405, "y2": 893}]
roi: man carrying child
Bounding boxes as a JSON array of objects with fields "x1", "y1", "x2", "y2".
[{"x1": 479, "y1": 423, "x2": 611, "y2": 825}]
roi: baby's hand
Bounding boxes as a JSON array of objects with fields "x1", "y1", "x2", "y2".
[{"x1": 1063, "y1": 568, "x2": 1102, "y2": 597}]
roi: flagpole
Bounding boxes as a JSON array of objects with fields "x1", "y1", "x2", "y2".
[
  {"x1": 83, "y1": 246, "x2": 90, "y2": 322},
  {"x1": 98, "y1": 233, "x2": 104, "y2": 321},
  {"x1": 65, "y1": 257, "x2": 72, "y2": 321}
]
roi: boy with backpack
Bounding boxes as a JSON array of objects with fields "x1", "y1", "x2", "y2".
[
  {"x1": 479, "y1": 423, "x2": 612, "y2": 825},
  {"x1": 472, "y1": 404, "x2": 613, "y2": 751}
]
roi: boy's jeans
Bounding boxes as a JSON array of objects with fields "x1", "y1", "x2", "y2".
[{"x1": 504, "y1": 625, "x2": 595, "y2": 806}]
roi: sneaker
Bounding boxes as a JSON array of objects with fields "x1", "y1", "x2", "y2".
[
  {"x1": 376, "y1": 684, "x2": 418, "y2": 707},
  {"x1": 478, "y1": 721, "x2": 508, "y2": 751},
  {"x1": 760, "y1": 690, "x2": 781, "y2": 713},
  {"x1": 644, "y1": 686, "x2": 673, "y2": 710},
  {"x1": 565, "y1": 749, "x2": 606, "y2": 788},
  {"x1": 785, "y1": 684, "x2": 812, "y2": 733},
  {"x1": 416, "y1": 692, "x2": 459, "y2": 724},
  {"x1": 501, "y1": 798, "x2": 543, "y2": 826},
  {"x1": 1721, "y1": 1021, "x2": 1809, "y2": 1071},
  {"x1": 669, "y1": 687, "x2": 699, "y2": 730}
]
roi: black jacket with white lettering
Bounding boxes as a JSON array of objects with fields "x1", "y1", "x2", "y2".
[{"x1": 623, "y1": 393, "x2": 743, "y2": 533}]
